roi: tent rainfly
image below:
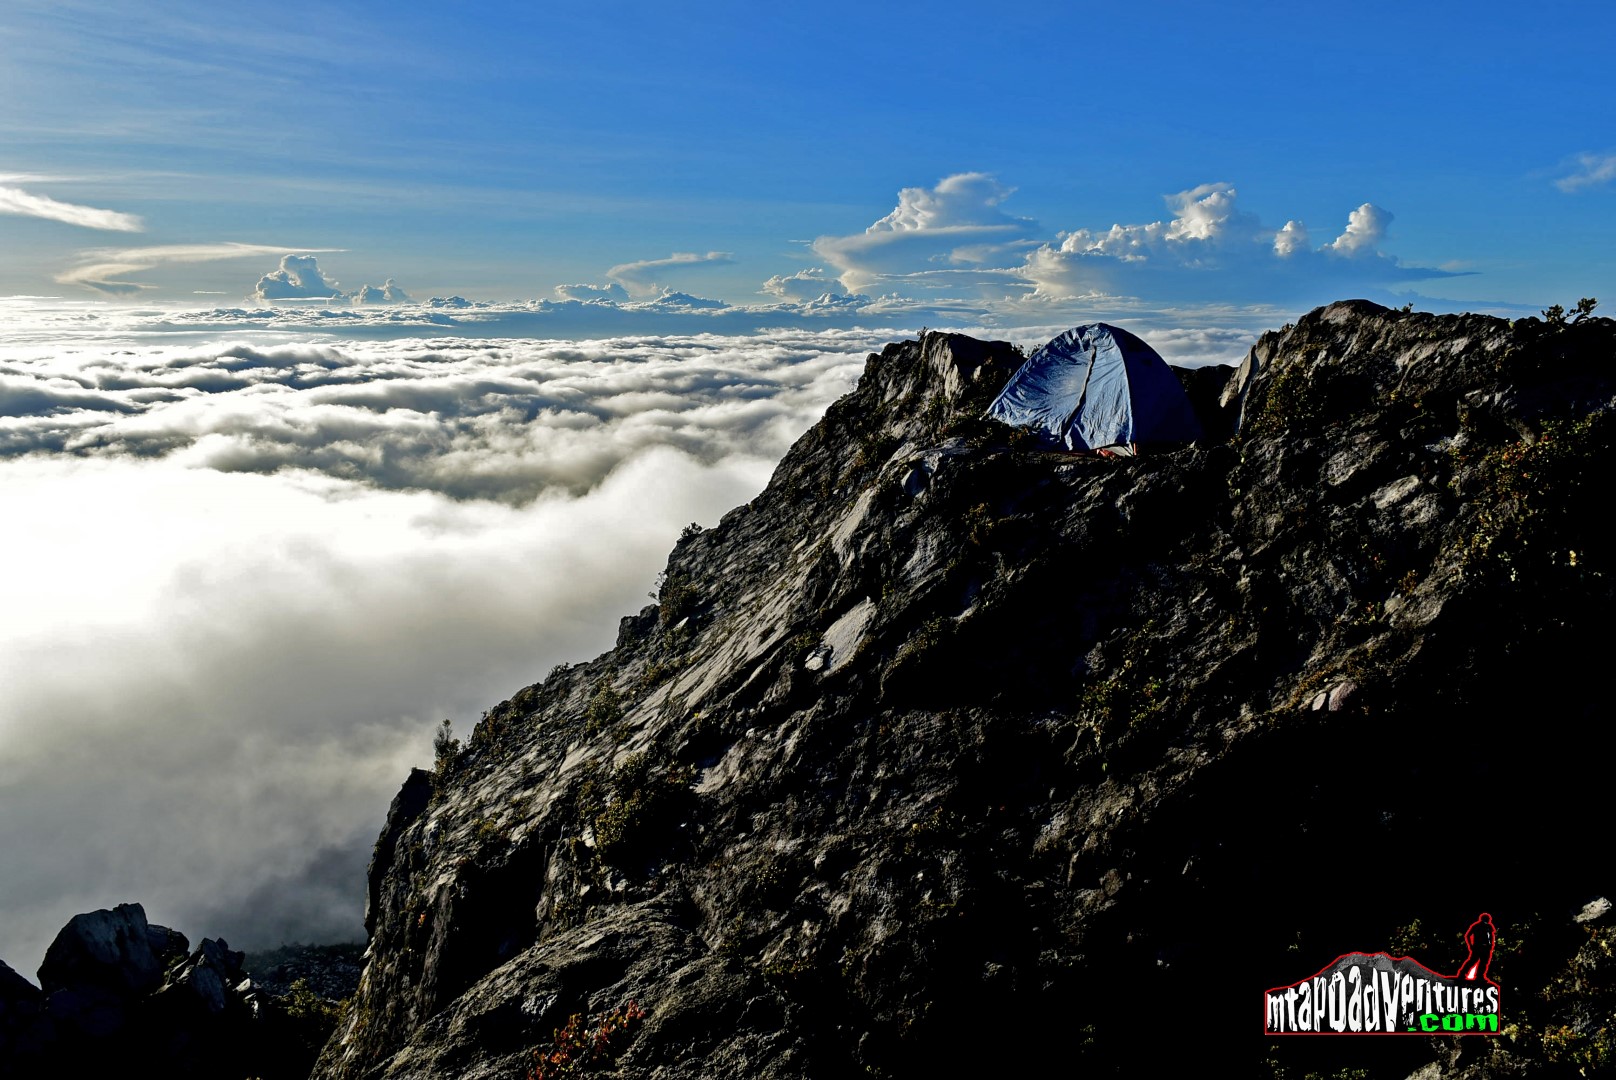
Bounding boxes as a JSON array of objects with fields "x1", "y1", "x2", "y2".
[{"x1": 985, "y1": 323, "x2": 1202, "y2": 453}]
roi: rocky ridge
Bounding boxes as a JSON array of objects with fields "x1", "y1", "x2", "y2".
[
  {"x1": 313, "y1": 301, "x2": 1616, "y2": 1079},
  {"x1": 0, "y1": 903, "x2": 359, "y2": 1078}
]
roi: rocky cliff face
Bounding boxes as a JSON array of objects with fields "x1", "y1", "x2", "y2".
[{"x1": 315, "y1": 302, "x2": 1616, "y2": 1079}]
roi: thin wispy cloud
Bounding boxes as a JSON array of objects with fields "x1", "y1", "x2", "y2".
[
  {"x1": 56, "y1": 242, "x2": 338, "y2": 295},
  {"x1": 0, "y1": 184, "x2": 143, "y2": 232},
  {"x1": 606, "y1": 251, "x2": 734, "y2": 296},
  {"x1": 1555, "y1": 151, "x2": 1616, "y2": 192}
]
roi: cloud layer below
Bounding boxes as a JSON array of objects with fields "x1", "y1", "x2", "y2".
[{"x1": 0, "y1": 314, "x2": 908, "y2": 973}]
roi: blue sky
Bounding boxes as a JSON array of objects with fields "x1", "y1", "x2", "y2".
[{"x1": 3, "y1": 0, "x2": 1614, "y2": 319}]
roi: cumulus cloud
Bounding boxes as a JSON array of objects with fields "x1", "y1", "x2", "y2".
[
  {"x1": 1017, "y1": 184, "x2": 1453, "y2": 304},
  {"x1": 56, "y1": 243, "x2": 334, "y2": 296},
  {"x1": 554, "y1": 282, "x2": 631, "y2": 302},
  {"x1": 245, "y1": 257, "x2": 415, "y2": 306},
  {"x1": 638, "y1": 290, "x2": 729, "y2": 311},
  {"x1": 812, "y1": 173, "x2": 1039, "y2": 293},
  {"x1": 350, "y1": 279, "x2": 412, "y2": 305},
  {"x1": 1038, "y1": 182, "x2": 1262, "y2": 270},
  {"x1": 760, "y1": 267, "x2": 845, "y2": 301},
  {"x1": 1325, "y1": 203, "x2": 1392, "y2": 257},
  {"x1": 1555, "y1": 151, "x2": 1616, "y2": 192},
  {"x1": 606, "y1": 251, "x2": 734, "y2": 296},
  {"x1": 0, "y1": 185, "x2": 143, "y2": 232},
  {"x1": 254, "y1": 254, "x2": 343, "y2": 300},
  {"x1": 1273, "y1": 219, "x2": 1310, "y2": 257}
]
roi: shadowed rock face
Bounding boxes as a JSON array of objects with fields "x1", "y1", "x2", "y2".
[
  {"x1": 37, "y1": 903, "x2": 182, "y2": 1000},
  {"x1": 306, "y1": 305, "x2": 1615, "y2": 1079},
  {"x1": 0, "y1": 904, "x2": 358, "y2": 1078}
]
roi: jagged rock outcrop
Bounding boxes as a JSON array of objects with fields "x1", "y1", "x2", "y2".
[
  {"x1": 317, "y1": 304, "x2": 1616, "y2": 1079},
  {"x1": 37, "y1": 903, "x2": 188, "y2": 1005},
  {"x1": 0, "y1": 902, "x2": 351, "y2": 1079}
]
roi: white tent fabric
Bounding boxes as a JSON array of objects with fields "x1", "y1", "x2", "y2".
[{"x1": 985, "y1": 324, "x2": 1202, "y2": 450}]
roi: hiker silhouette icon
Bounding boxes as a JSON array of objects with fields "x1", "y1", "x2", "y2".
[{"x1": 1457, "y1": 913, "x2": 1495, "y2": 982}]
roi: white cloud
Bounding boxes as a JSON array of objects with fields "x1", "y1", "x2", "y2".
[
  {"x1": 1018, "y1": 185, "x2": 1447, "y2": 304},
  {"x1": 1325, "y1": 203, "x2": 1392, "y2": 257},
  {"x1": 254, "y1": 253, "x2": 343, "y2": 300},
  {"x1": 245, "y1": 256, "x2": 416, "y2": 305},
  {"x1": 0, "y1": 321, "x2": 905, "y2": 971},
  {"x1": 0, "y1": 185, "x2": 143, "y2": 232},
  {"x1": 554, "y1": 282, "x2": 631, "y2": 302},
  {"x1": 0, "y1": 328, "x2": 886, "y2": 503},
  {"x1": 1046, "y1": 182, "x2": 1263, "y2": 264},
  {"x1": 606, "y1": 251, "x2": 734, "y2": 296},
  {"x1": 350, "y1": 279, "x2": 412, "y2": 305},
  {"x1": 870, "y1": 172, "x2": 1018, "y2": 232},
  {"x1": 760, "y1": 267, "x2": 844, "y2": 301},
  {"x1": 1555, "y1": 151, "x2": 1616, "y2": 192},
  {"x1": 811, "y1": 173, "x2": 1039, "y2": 293},
  {"x1": 1273, "y1": 219, "x2": 1310, "y2": 257},
  {"x1": 56, "y1": 243, "x2": 335, "y2": 296}
]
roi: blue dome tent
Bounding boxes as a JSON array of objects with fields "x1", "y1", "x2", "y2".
[{"x1": 985, "y1": 324, "x2": 1202, "y2": 453}]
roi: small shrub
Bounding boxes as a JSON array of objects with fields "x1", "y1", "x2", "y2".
[
  {"x1": 433, "y1": 718, "x2": 460, "y2": 775},
  {"x1": 963, "y1": 502, "x2": 998, "y2": 548},
  {"x1": 1542, "y1": 297, "x2": 1597, "y2": 327},
  {"x1": 637, "y1": 658, "x2": 678, "y2": 689},
  {"x1": 526, "y1": 1001, "x2": 647, "y2": 1080},
  {"x1": 850, "y1": 431, "x2": 900, "y2": 475},
  {"x1": 1455, "y1": 410, "x2": 1611, "y2": 578},
  {"x1": 655, "y1": 571, "x2": 701, "y2": 627},
  {"x1": 274, "y1": 979, "x2": 350, "y2": 1072},
  {"x1": 591, "y1": 756, "x2": 695, "y2": 867},
  {"x1": 1243, "y1": 349, "x2": 1327, "y2": 438},
  {"x1": 786, "y1": 630, "x2": 820, "y2": 661},
  {"x1": 1077, "y1": 656, "x2": 1167, "y2": 747},
  {"x1": 584, "y1": 683, "x2": 624, "y2": 735}
]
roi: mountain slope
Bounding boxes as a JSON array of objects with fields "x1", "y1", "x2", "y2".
[{"x1": 316, "y1": 302, "x2": 1616, "y2": 1079}]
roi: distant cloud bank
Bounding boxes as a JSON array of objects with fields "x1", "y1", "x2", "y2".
[
  {"x1": 607, "y1": 251, "x2": 735, "y2": 296},
  {"x1": 253, "y1": 255, "x2": 412, "y2": 305},
  {"x1": 808, "y1": 173, "x2": 1462, "y2": 309},
  {"x1": 33, "y1": 170, "x2": 1480, "y2": 320}
]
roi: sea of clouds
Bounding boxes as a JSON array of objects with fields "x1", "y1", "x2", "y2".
[{"x1": 0, "y1": 299, "x2": 1261, "y2": 975}]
